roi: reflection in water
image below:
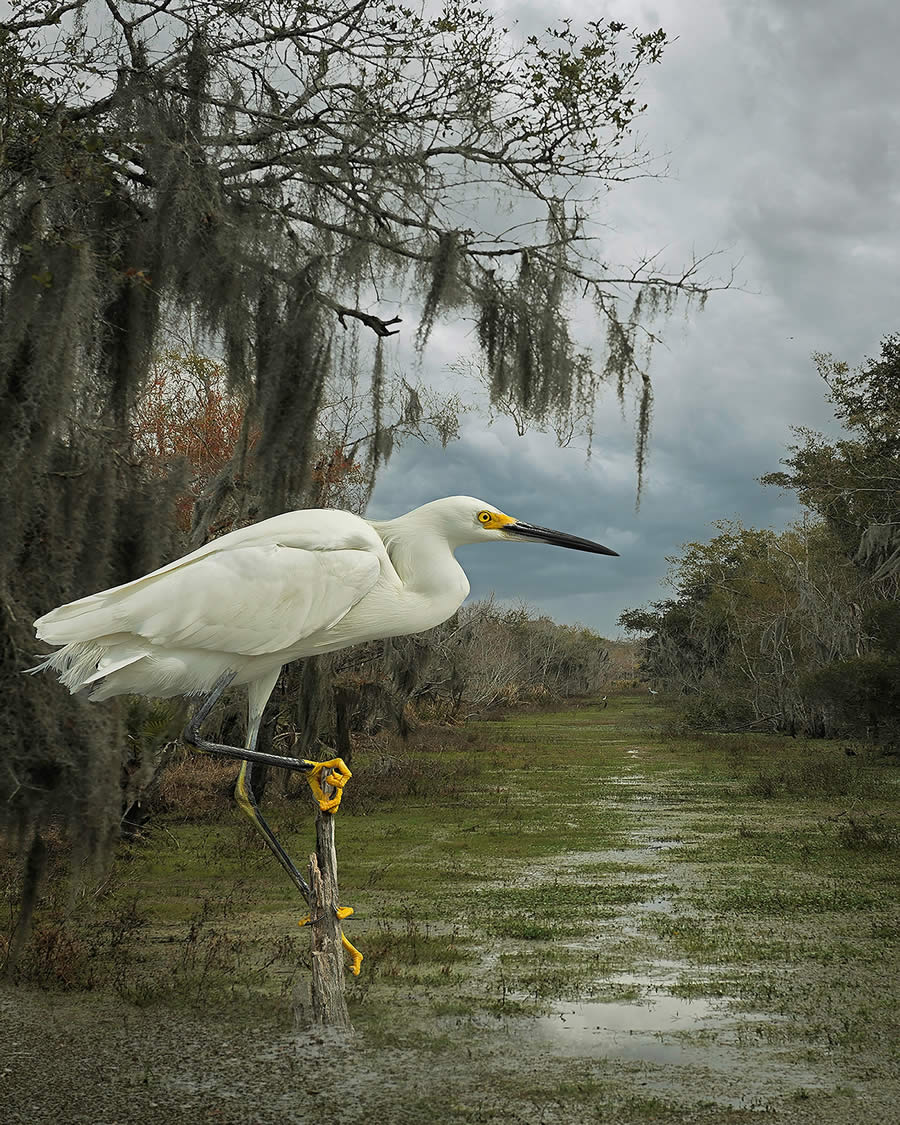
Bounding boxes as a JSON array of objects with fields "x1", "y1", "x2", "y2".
[
  {"x1": 536, "y1": 985, "x2": 722, "y2": 1065},
  {"x1": 526, "y1": 976, "x2": 821, "y2": 1110}
]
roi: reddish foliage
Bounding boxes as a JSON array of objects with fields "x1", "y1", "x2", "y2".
[
  {"x1": 131, "y1": 352, "x2": 254, "y2": 530},
  {"x1": 312, "y1": 445, "x2": 358, "y2": 486},
  {"x1": 133, "y1": 353, "x2": 367, "y2": 528}
]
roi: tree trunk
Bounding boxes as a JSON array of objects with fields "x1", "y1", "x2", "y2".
[
  {"x1": 5, "y1": 833, "x2": 48, "y2": 978},
  {"x1": 333, "y1": 685, "x2": 356, "y2": 768}
]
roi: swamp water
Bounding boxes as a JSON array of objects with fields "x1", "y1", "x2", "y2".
[{"x1": 5, "y1": 698, "x2": 898, "y2": 1123}]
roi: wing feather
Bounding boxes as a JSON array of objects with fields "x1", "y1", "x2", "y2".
[{"x1": 38, "y1": 544, "x2": 381, "y2": 657}]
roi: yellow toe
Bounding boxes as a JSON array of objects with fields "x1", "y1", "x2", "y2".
[
  {"x1": 303, "y1": 757, "x2": 352, "y2": 814},
  {"x1": 299, "y1": 907, "x2": 363, "y2": 974}
]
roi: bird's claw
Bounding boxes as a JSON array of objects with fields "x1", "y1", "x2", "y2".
[
  {"x1": 343, "y1": 933, "x2": 364, "y2": 976},
  {"x1": 302, "y1": 757, "x2": 351, "y2": 813},
  {"x1": 298, "y1": 906, "x2": 362, "y2": 975}
]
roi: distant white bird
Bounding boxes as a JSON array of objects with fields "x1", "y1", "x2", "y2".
[
  {"x1": 648, "y1": 686, "x2": 659, "y2": 695},
  {"x1": 32, "y1": 496, "x2": 617, "y2": 968}
]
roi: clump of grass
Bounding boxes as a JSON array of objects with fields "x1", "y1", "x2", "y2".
[
  {"x1": 153, "y1": 751, "x2": 236, "y2": 821},
  {"x1": 351, "y1": 916, "x2": 474, "y2": 1003},
  {"x1": 340, "y1": 752, "x2": 476, "y2": 812},
  {"x1": 710, "y1": 880, "x2": 874, "y2": 915},
  {"x1": 835, "y1": 814, "x2": 899, "y2": 853},
  {"x1": 10, "y1": 920, "x2": 98, "y2": 991},
  {"x1": 4, "y1": 844, "x2": 301, "y2": 1014},
  {"x1": 746, "y1": 771, "x2": 781, "y2": 799},
  {"x1": 490, "y1": 882, "x2": 663, "y2": 915},
  {"x1": 7, "y1": 883, "x2": 151, "y2": 995},
  {"x1": 340, "y1": 732, "x2": 484, "y2": 814},
  {"x1": 746, "y1": 751, "x2": 887, "y2": 800},
  {"x1": 494, "y1": 919, "x2": 557, "y2": 941},
  {"x1": 698, "y1": 731, "x2": 776, "y2": 756}
]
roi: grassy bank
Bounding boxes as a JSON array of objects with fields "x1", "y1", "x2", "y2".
[{"x1": 4, "y1": 694, "x2": 899, "y2": 1123}]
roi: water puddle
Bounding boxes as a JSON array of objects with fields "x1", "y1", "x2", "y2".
[
  {"x1": 537, "y1": 986, "x2": 723, "y2": 1064},
  {"x1": 640, "y1": 895, "x2": 674, "y2": 913},
  {"x1": 519, "y1": 972, "x2": 822, "y2": 1110},
  {"x1": 582, "y1": 839, "x2": 681, "y2": 866},
  {"x1": 605, "y1": 773, "x2": 656, "y2": 803}
]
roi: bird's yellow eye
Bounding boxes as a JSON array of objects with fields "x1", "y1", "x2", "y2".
[{"x1": 478, "y1": 511, "x2": 492, "y2": 524}]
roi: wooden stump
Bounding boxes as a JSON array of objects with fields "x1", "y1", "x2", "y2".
[{"x1": 297, "y1": 778, "x2": 351, "y2": 1030}]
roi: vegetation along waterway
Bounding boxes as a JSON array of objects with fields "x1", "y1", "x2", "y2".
[{"x1": 4, "y1": 695, "x2": 898, "y2": 1123}]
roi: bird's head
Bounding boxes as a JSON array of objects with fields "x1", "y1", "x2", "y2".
[{"x1": 408, "y1": 496, "x2": 619, "y2": 556}]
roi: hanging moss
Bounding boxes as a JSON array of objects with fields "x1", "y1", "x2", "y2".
[
  {"x1": 252, "y1": 272, "x2": 328, "y2": 516},
  {"x1": 416, "y1": 231, "x2": 462, "y2": 350},
  {"x1": 1, "y1": 7, "x2": 718, "y2": 946}
]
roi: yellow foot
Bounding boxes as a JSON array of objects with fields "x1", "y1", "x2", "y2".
[
  {"x1": 302, "y1": 757, "x2": 352, "y2": 813},
  {"x1": 298, "y1": 906, "x2": 362, "y2": 975}
]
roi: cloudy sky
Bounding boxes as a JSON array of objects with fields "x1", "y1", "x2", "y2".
[{"x1": 368, "y1": 0, "x2": 900, "y2": 637}]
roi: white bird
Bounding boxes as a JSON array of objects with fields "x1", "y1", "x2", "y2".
[{"x1": 32, "y1": 496, "x2": 617, "y2": 969}]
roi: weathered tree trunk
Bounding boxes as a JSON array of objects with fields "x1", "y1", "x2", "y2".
[
  {"x1": 5, "y1": 833, "x2": 47, "y2": 978},
  {"x1": 333, "y1": 685, "x2": 356, "y2": 768},
  {"x1": 295, "y1": 777, "x2": 351, "y2": 1029}
]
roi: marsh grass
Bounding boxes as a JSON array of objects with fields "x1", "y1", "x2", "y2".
[
  {"x1": 5, "y1": 693, "x2": 899, "y2": 1122},
  {"x1": 6, "y1": 862, "x2": 304, "y2": 1013},
  {"x1": 339, "y1": 733, "x2": 485, "y2": 814},
  {"x1": 154, "y1": 751, "x2": 235, "y2": 821},
  {"x1": 835, "y1": 812, "x2": 899, "y2": 852},
  {"x1": 745, "y1": 753, "x2": 888, "y2": 800},
  {"x1": 148, "y1": 725, "x2": 487, "y2": 822}
]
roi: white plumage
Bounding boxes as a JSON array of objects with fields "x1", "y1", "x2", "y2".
[
  {"x1": 34, "y1": 509, "x2": 376, "y2": 698},
  {"x1": 34, "y1": 497, "x2": 617, "y2": 703}
]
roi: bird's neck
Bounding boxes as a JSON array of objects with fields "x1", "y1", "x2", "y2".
[{"x1": 373, "y1": 519, "x2": 471, "y2": 606}]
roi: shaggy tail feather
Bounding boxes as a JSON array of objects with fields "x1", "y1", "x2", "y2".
[
  {"x1": 28, "y1": 639, "x2": 233, "y2": 701},
  {"x1": 26, "y1": 641, "x2": 144, "y2": 696}
]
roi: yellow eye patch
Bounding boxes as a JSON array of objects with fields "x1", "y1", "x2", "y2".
[{"x1": 477, "y1": 509, "x2": 515, "y2": 529}]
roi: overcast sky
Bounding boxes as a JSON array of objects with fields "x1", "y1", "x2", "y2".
[{"x1": 368, "y1": 0, "x2": 900, "y2": 637}]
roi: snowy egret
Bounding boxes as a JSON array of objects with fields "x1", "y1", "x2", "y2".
[{"x1": 32, "y1": 496, "x2": 617, "y2": 968}]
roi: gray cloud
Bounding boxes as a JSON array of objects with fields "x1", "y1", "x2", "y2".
[{"x1": 369, "y1": 0, "x2": 900, "y2": 636}]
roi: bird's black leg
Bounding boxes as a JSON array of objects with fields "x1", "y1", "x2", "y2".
[
  {"x1": 181, "y1": 670, "x2": 361, "y2": 972},
  {"x1": 182, "y1": 671, "x2": 350, "y2": 810},
  {"x1": 234, "y1": 761, "x2": 311, "y2": 898},
  {"x1": 184, "y1": 673, "x2": 310, "y2": 892},
  {"x1": 234, "y1": 687, "x2": 360, "y2": 972},
  {"x1": 183, "y1": 670, "x2": 237, "y2": 741}
]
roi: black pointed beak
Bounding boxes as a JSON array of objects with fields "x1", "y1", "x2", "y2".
[{"x1": 504, "y1": 521, "x2": 619, "y2": 557}]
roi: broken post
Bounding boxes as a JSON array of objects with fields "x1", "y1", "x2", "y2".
[{"x1": 304, "y1": 776, "x2": 351, "y2": 1029}]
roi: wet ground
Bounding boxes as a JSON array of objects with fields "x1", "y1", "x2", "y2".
[{"x1": 5, "y1": 698, "x2": 899, "y2": 1122}]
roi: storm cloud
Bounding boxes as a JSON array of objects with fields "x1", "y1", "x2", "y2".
[{"x1": 369, "y1": 0, "x2": 900, "y2": 636}]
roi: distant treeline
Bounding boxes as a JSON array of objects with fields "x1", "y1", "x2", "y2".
[
  {"x1": 620, "y1": 337, "x2": 900, "y2": 747},
  {"x1": 300, "y1": 598, "x2": 626, "y2": 730}
]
